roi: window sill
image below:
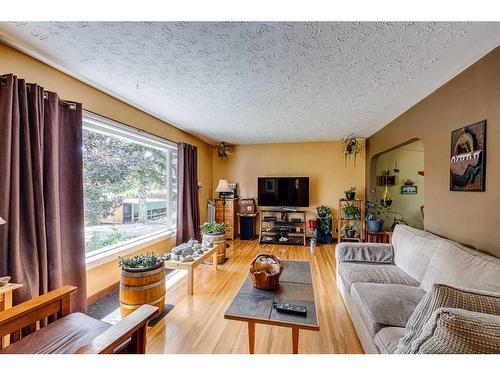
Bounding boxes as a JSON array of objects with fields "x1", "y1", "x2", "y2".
[{"x1": 86, "y1": 230, "x2": 176, "y2": 270}]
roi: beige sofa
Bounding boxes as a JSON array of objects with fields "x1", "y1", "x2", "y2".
[{"x1": 336, "y1": 225, "x2": 500, "y2": 354}]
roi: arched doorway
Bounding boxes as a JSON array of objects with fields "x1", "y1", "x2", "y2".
[{"x1": 370, "y1": 139, "x2": 424, "y2": 230}]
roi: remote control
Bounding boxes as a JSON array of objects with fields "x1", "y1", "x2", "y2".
[{"x1": 274, "y1": 302, "x2": 307, "y2": 316}]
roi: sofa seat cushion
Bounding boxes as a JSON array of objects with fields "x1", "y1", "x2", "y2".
[
  {"x1": 420, "y1": 239, "x2": 500, "y2": 293},
  {"x1": 350, "y1": 283, "x2": 426, "y2": 337},
  {"x1": 0, "y1": 313, "x2": 111, "y2": 354},
  {"x1": 338, "y1": 262, "x2": 419, "y2": 291},
  {"x1": 374, "y1": 326, "x2": 407, "y2": 354}
]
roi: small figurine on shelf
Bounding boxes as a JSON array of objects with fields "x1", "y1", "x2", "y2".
[{"x1": 308, "y1": 219, "x2": 317, "y2": 253}]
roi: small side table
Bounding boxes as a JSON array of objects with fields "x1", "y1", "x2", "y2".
[
  {"x1": 366, "y1": 231, "x2": 391, "y2": 244},
  {"x1": 238, "y1": 213, "x2": 257, "y2": 240},
  {"x1": 0, "y1": 282, "x2": 23, "y2": 347}
]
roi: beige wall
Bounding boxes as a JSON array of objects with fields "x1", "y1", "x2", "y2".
[
  {"x1": 375, "y1": 140, "x2": 425, "y2": 230},
  {"x1": 367, "y1": 46, "x2": 500, "y2": 257},
  {"x1": 0, "y1": 42, "x2": 214, "y2": 299},
  {"x1": 213, "y1": 141, "x2": 366, "y2": 237}
]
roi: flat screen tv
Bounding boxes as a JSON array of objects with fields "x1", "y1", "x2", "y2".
[{"x1": 257, "y1": 177, "x2": 309, "y2": 207}]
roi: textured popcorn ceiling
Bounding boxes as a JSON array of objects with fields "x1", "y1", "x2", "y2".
[{"x1": 1, "y1": 22, "x2": 499, "y2": 144}]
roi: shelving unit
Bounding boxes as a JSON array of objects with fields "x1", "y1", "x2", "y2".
[
  {"x1": 215, "y1": 198, "x2": 239, "y2": 240},
  {"x1": 259, "y1": 209, "x2": 307, "y2": 246},
  {"x1": 338, "y1": 199, "x2": 365, "y2": 242}
]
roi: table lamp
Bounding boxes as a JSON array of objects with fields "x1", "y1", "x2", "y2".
[{"x1": 215, "y1": 178, "x2": 232, "y2": 253}]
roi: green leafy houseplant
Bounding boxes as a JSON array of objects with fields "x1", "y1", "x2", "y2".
[
  {"x1": 344, "y1": 222, "x2": 358, "y2": 231},
  {"x1": 344, "y1": 186, "x2": 356, "y2": 200},
  {"x1": 118, "y1": 252, "x2": 165, "y2": 270},
  {"x1": 366, "y1": 201, "x2": 388, "y2": 233},
  {"x1": 342, "y1": 203, "x2": 361, "y2": 220},
  {"x1": 344, "y1": 222, "x2": 358, "y2": 238},
  {"x1": 316, "y1": 205, "x2": 332, "y2": 237},
  {"x1": 200, "y1": 222, "x2": 227, "y2": 235}
]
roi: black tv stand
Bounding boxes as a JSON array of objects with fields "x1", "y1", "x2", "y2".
[{"x1": 259, "y1": 209, "x2": 307, "y2": 246}]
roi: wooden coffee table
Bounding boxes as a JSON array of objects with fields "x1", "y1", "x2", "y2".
[
  {"x1": 164, "y1": 246, "x2": 217, "y2": 295},
  {"x1": 224, "y1": 260, "x2": 319, "y2": 354}
]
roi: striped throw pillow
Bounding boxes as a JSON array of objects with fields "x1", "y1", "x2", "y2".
[
  {"x1": 395, "y1": 284, "x2": 500, "y2": 353},
  {"x1": 410, "y1": 308, "x2": 500, "y2": 354}
]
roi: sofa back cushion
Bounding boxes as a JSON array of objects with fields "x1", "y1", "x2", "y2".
[
  {"x1": 391, "y1": 225, "x2": 441, "y2": 282},
  {"x1": 420, "y1": 239, "x2": 500, "y2": 293}
]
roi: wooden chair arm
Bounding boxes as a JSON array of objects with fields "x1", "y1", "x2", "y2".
[
  {"x1": 0, "y1": 285, "x2": 77, "y2": 338},
  {"x1": 75, "y1": 304, "x2": 159, "y2": 354}
]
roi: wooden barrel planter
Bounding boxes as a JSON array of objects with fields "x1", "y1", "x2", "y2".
[
  {"x1": 202, "y1": 232, "x2": 226, "y2": 264},
  {"x1": 120, "y1": 261, "x2": 165, "y2": 318}
]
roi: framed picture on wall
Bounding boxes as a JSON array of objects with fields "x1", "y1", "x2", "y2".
[
  {"x1": 401, "y1": 185, "x2": 417, "y2": 194},
  {"x1": 450, "y1": 120, "x2": 486, "y2": 192}
]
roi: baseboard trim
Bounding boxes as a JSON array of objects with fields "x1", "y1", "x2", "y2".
[{"x1": 87, "y1": 281, "x2": 119, "y2": 305}]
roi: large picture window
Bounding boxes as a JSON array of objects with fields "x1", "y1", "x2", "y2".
[{"x1": 83, "y1": 112, "x2": 177, "y2": 258}]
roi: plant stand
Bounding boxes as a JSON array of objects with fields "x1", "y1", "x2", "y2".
[
  {"x1": 338, "y1": 199, "x2": 365, "y2": 242},
  {"x1": 316, "y1": 218, "x2": 333, "y2": 244}
]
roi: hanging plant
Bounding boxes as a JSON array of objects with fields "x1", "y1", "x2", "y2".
[
  {"x1": 217, "y1": 142, "x2": 231, "y2": 158},
  {"x1": 342, "y1": 134, "x2": 362, "y2": 167}
]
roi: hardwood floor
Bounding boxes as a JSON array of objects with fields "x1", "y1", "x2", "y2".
[{"x1": 146, "y1": 240, "x2": 363, "y2": 354}]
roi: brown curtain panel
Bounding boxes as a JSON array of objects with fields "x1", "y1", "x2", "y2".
[
  {"x1": 176, "y1": 142, "x2": 200, "y2": 244},
  {"x1": 0, "y1": 74, "x2": 87, "y2": 312}
]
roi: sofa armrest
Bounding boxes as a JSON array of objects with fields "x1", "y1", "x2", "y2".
[
  {"x1": 75, "y1": 304, "x2": 159, "y2": 354},
  {"x1": 336, "y1": 242, "x2": 394, "y2": 264}
]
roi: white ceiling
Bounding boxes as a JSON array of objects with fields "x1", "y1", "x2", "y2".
[{"x1": 1, "y1": 22, "x2": 499, "y2": 144}]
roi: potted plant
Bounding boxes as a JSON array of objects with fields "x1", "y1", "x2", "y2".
[
  {"x1": 344, "y1": 186, "x2": 356, "y2": 200},
  {"x1": 342, "y1": 202, "x2": 361, "y2": 220},
  {"x1": 366, "y1": 201, "x2": 387, "y2": 233},
  {"x1": 316, "y1": 205, "x2": 333, "y2": 244},
  {"x1": 342, "y1": 134, "x2": 362, "y2": 166},
  {"x1": 118, "y1": 252, "x2": 166, "y2": 317},
  {"x1": 200, "y1": 222, "x2": 227, "y2": 264},
  {"x1": 201, "y1": 222, "x2": 226, "y2": 235},
  {"x1": 344, "y1": 222, "x2": 358, "y2": 238},
  {"x1": 118, "y1": 252, "x2": 165, "y2": 271}
]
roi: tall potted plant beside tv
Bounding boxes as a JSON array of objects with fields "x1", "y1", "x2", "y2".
[{"x1": 316, "y1": 205, "x2": 333, "y2": 244}]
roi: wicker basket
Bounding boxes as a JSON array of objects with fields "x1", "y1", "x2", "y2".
[
  {"x1": 249, "y1": 253, "x2": 284, "y2": 290},
  {"x1": 239, "y1": 198, "x2": 256, "y2": 215}
]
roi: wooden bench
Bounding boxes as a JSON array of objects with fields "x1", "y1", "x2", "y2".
[{"x1": 164, "y1": 246, "x2": 218, "y2": 295}]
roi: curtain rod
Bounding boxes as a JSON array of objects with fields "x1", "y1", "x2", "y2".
[
  {"x1": 83, "y1": 109, "x2": 180, "y2": 146},
  {"x1": 1, "y1": 73, "x2": 77, "y2": 109}
]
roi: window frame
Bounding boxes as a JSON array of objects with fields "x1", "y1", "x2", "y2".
[{"x1": 82, "y1": 111, "x2": 177, "y2": 263}]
